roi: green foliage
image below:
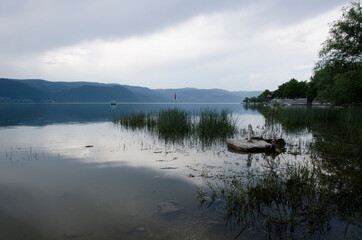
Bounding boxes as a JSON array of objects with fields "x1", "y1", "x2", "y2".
[
  {"x1": 273, "y1": 82, "x2": 286, "y2": 98},
  {"x1": 270, "y1": 79, "x2": 308, "y2": 99},
  {"x1": 256, "y1": 89, "x2": 272, "y2": 102},
  {"x1": 332, "y1": 67, "x2": 362, "y2": 105},
  {"x1": 244, "y1": 90, "x2": 271, "y2": 103},
  {"x1": 312, "y1": 1, "x2": 362, "y2": 105},
  {"x1": 283, "y1": 79, "x2": 308, "y2": 98},
  {"x1": 312, "y1": 62, "x2": 362, "y2": 105},
  {"x1": 250, "y1": 96, "x2": 258, "y2": 103},
  {"x1": 306, "y1": 80, "x2": 317, "y2": 99},
  {"x1": 318, "y1": 1, "x2": 362, "y2": 66}
]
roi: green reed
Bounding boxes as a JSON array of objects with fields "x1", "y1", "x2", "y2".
[
  {"x1": 198, "y1": 159, "x2": 361, "y2": 239},
  {"x1": 195, "y1": 109, "x2": 237, "y2": 140},
  {"x1": 157, "y1": 108, "x2": 192, "y2": 139},
  {"x1": 115, "y1": 108, "x2": 238, "y2": 143}
]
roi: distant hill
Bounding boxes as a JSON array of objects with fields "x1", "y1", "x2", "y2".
[
  {"x1": 17, "y1": 79, "x2": 107, "y2": 99},
  {"x1": 0, "y1": 78, "x2": 46, "y2": 102},
  {"x1": 0, "y1": 78, "x2": 261, "y2": 103},
  {"x1": 58, "y1": 85, "x2": 137, "y2": 102},
  {"x1": 123, "y1": 85, "x2": 169, "y2": 102},
  {"x1": 156, "y1": 88, "x2": 243, "y2": 103}
]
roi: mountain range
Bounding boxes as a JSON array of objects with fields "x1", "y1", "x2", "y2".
[{"x1": 0, "y1": 78, "x2": 261, "y2": 103}]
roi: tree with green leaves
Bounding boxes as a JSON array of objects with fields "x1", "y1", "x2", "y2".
[
  {"x1": 271, "y1": 79, "x2": 308, "y2": 99},
  {"x1": 312, "y1": 1, "x2": 362, "y2": 105},
  {"x1": 243, "y1": 97, "x2": 250, "y2": 103},
  {"x1": 272, "y1": 82, "x2": 286, "y2": 98},
  {"x1": 318, "y1": 1, "x2": 361, "y2": 68},
  {"x1": 257, "y1": 89, "x2": 272, "y2": 102}
]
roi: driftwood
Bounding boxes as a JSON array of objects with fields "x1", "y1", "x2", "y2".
[{"x1": 227, "y1": 137, "x2": 285, "y2": 153}]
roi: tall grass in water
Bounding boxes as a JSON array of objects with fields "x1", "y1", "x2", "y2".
[
  {"x1": 115, "y1": 108, "x2": 238, "y2": 143},
  {"x1": 196, "y1": 109, "x2": 237, "y2": 140},
  {"x1": 157, "y1": 108, "x2": 192, "y2": 141},
  {"x1": 197, "y1": 159, "x2": 361, "y2": 239}
]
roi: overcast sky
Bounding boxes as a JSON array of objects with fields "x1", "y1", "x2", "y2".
[{"x1": 1, "y1": 0, "x2": 351, "y2": 91}]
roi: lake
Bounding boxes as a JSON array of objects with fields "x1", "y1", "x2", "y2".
[{"x1": 0, "y1": 103, "x2": 360, "y2": 239}]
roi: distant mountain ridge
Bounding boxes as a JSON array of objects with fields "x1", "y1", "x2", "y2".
[{"x1": 0, "y1": 78, "x2": 261, "y2": 103}]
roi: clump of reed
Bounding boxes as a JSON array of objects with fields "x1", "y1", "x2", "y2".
[
  {"x1": 115, "y1": 108, "x2": 238, "y2": 143},
  {"x1": 195, "y1": 109, "x2": 237, "y2": 140},
  {"x1": 197, "y1": 160, "x2": 361, "y2": 239},
  {"x1": 157, "y1": 108, "x2": 192, "y2": 139}
]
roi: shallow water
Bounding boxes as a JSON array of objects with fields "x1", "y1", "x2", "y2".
[{"x1": 0, "y1": 103, "x2": 358, "y2": 239}]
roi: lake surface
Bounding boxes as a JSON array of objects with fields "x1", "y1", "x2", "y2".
[{"x1": 0, "y1": 103, "x2": 359, "y2": 239}]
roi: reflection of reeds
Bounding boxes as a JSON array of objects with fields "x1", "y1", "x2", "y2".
[
  {"x1": 114, "y1": 112, "x2": 156, "y2": 130},
  {"x1": 198, "y1": 160, "x2": 361, "y2": 239},
  {"x1": 259, "y1": 106, "x2": 361, "y2": 174},
  {"x1": 260, "y1": 106, "x2": 362, "y2": 142},
  {"x1": 114, "y1": 108, "x2": 238, "y2": 143}
]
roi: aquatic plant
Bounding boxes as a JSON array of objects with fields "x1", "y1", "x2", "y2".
[
  {"x1": 197, "y1": 159, "x2": 361, "y2": 239},
  {"x1": 195, "y1": 109, "x2": 237, "y2": 140},
  {"x1": 157, "y1": 108, "x2": 192, "y2": 140},
  {"x1": 115, "y1": 108, "x2": 238, "y2": 143}
]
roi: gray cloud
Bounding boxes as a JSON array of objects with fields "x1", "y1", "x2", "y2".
[
  {"x1": 1, "y1": 0, "x2": 347, "y2": 53},
  {"x1": 0, "y1": 0, "x2": 351, "y2": 90}
]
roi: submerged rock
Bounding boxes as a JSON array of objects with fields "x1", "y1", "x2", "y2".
[{"x1": 157, "y1": 200, "x2": 185, "y2": 215}]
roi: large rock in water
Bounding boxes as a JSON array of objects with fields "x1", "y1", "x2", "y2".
[{"x1": 227, "y1": 138, "x2": 273, "y2": 152}]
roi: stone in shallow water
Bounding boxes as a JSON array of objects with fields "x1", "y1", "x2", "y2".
[
  {"x1": 227, "y1": 138, "x2": 273, "y2": 152},
  {"x1": 157, "y1": 200, "x2": 185, "y2": 215}
]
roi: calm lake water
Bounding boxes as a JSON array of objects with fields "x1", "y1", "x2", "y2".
[{"x1": 0, "y1": 103, "x2": 359, "y2": 239}]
